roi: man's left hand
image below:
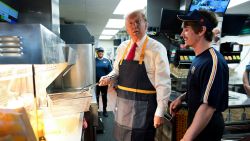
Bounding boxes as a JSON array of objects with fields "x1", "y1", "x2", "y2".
[{"x1": 154, "y1": 116, "x2": 164, "y2": 128}]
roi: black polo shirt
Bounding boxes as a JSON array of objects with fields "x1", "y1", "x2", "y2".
[
  {"x1": 246, "y1": 64, "x2": 250, "y2": 84},
  {"x1": 186, "y1": 47, "x2": 229, "y2": 125}
]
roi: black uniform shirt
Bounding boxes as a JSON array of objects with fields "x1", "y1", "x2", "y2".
[
  {"x1": 246, "y1": 64, "x2": 250, "y2": 84},
  {"x1": 96, "y1": 57, "x2": 112, "y2": 82},
  {"x1": 186, "y1": 47, "x2": 229, "y2": 125}
]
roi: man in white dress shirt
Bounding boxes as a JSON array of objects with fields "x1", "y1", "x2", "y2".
[{"x1": 99, "y1": 9, "x2": 171, "y2": 141}]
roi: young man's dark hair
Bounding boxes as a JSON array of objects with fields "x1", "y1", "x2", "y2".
[{"x1": 181, "y1": 10, "x2": 218, "y2": 42}]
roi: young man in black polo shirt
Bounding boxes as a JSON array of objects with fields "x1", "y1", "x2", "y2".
[
  {"x1": 243, "y1": 63, "x2": 250, "y2": 95},
  {"x1": 169, "y1": 10, "x2": 229, "y2": 141}
]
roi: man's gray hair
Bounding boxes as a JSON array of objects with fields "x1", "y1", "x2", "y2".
[{"x1": 125, "y1": 9, "x2": 147, "y2": 22}]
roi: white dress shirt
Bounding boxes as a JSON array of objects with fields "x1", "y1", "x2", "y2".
[{"x1": 108, "y1": 35, "x2": 171, "y2": 117}]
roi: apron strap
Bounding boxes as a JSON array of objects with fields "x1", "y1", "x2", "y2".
[
  {"x1": 120, "y1": 36, "x2": 149, "y2": 65},
  {"x1": 118, "y1": 85, "x2": 156, "y2": 94},
  {"x1": 120, "y1": 40, "x2": 131, "y2": 65},
  {"x1": 139, "y1": 36, "x2": 149, "y2": 65}
]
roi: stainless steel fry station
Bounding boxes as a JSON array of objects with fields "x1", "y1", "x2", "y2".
[{"x1": 0, "y1": 23, "x2": 97, "y2": 141}]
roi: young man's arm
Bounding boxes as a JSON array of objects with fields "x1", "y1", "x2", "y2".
[
  {"x1": 181, "y1": 103, "x2": 215, "y2": 141},
  {"x1": 243, "y1": 71, "x2": 250, "y2": 95},
  {"x1": 243, "y1": 71, "x2": 249, "y2": 84}
]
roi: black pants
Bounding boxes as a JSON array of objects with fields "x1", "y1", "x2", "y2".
[{"x1": 96, "y1": 85, "x2": 108, "y2": 111}]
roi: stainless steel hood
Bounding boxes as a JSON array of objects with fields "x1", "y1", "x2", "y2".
[
  {"x1": 0, "y1": 23, "x2": 65, "y2": 64},
  {"x1": 47, "y1": 24, "x2": 95, "y2": 92},
  {"x1": 60, "y1": 24, "x2": 94, "y2": 44}
]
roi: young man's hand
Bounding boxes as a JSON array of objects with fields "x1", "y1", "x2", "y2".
[{"x1": 169, "y1": 97, "x2": 182, "y2": 116}]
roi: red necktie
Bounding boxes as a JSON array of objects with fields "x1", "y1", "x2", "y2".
[{"x1": 126, "y1": 43, "x2": 137, "y2": 61}]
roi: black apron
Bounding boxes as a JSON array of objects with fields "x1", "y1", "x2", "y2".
[{"x1": 113, "y1": 37, "x2": 157, "y2": 141}]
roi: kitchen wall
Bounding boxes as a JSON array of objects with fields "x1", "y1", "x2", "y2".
[{"x1": 98, "y1": 40, "x2": 115, "y2": 62}]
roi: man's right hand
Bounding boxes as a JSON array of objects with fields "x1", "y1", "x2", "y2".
[
  {"x1": 98, "y1": 76, "x2": 111, "y2": 86},
  {"x1": 169, "y1": 97, "x2": 182, "y2": 116}
]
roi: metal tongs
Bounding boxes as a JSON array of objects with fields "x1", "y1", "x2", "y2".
[
  {"x1": 80, "y1": 82, "x2": 99, "y2": 92},
  {"x1": 80, "y1": 75, "x2": 116, "y2": 92}
]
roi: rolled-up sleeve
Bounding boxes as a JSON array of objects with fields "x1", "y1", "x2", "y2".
[{"x1": 154, "y1": 44, "x2": 171, "y2": 117}]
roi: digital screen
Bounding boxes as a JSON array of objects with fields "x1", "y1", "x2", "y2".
[
  {"x1": 222, "y1": 14, "x2": 249, "y2": 36},
  {"x1": 240, "y1": 17, "x2": 250, "y2": 35},
  {"x1": 233, "y1": 45, "x2": 240, "y2": 52},
  {"x1": 189, "y1": 0, "x2": 230, "y2": 14},
  {"x1": 0, "y1": 0, "x2": 18, "y2": 23},
  {"x1": 159, "y1": 9, "x2": 186, "y2": 35},
  {"x1": 113, "y1": 39, "x2": 121, "y2": 46}
]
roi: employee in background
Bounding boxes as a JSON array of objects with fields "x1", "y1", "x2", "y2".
[
  {"x1": 99, "y1": 9, "x2": 171, "y2": 141},
  {"x1": 95, "y1": 47, "x2": 112, "y2": 117},
  {"x1": 170, "y1": 10, "x2": 229, "y2": 141},
  {"x1": 243, "y1": 63, "x2": 250, "y2": 95}
]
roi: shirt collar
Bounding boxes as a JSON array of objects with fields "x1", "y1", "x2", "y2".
[
  {"x1": 97, "y1": 57, "x2": 103, "y2": 60},
  {"x1": 133, "y1": 34, "x2": 147, "y2": 48}
]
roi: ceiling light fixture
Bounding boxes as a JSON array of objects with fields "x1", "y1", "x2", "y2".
[
  {"x1": 113, "y1": 0, "x2": 147, "y2": 15},
  {"x1": 105, "y1": 19, "x2": 125, "y2": 28},
  {"x1": 99, "y1": 35, "x2": 113, "y2": 40},
  {"x1": 101, "y1": 29, "x2": 119, "y2": 35}
]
